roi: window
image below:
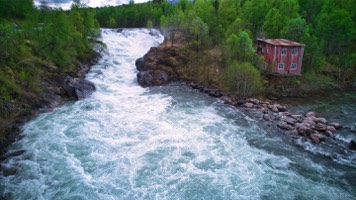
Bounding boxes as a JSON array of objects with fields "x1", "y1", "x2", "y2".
[
  {"x1": 278, "y1": 63, "x2": 285, "y2": 69},
  {"x1": 291, "y1": 49, "x2": 298, "y2": 55},
  {"x1": 291, "y1": 63, "x2": 297, "y2": 69},
  {"x1": 281, "y1": 49, "x2": 287, "y2": 55}
]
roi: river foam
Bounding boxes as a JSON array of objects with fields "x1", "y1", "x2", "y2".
[{"x1": 1, "y1": 29, "x2": 354, "y2": 200}]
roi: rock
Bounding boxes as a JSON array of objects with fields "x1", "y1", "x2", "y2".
[
  {"x1": 235, "y1": 99, "x2": 245, "y2": 107},
  {"x1": 276, "y1": 104, "x2": 287, "y2": 112},
  {"x1": 263, "y1": 114, "x2": 270, "y2": 121},
  {"x1": 277, "y1": 121, "x2": 294, "y2": 130},
  {"x1": 244, "y1": 102, "x2": 254, "y2": 108},
  {"x1": 247, "y1": 98, "x2": 259, "y2": 104},
  {"x1": 117, "y1": 28, "x2": 124, "y2": 33},
  {"x1": 220, "y1": 96, "x2": 233, "y2": 105},
  {"x1": 313, "y1": 124, "x2": 327, "y2": 132},
  {"x1": 135, "y1": 57, "x2": 146, "y2": 71},
  {"x1": 281, "y1": 116, "x2": 297, "y2": 125},
  {"x1": 329, "y1": 122, "x2": 342, "y2": 129},
  {"x1": 137, "y1": 70, "x2": 170, "y2": 87},
  {"x1": 306, "y1": 112, "x2": 316, "y2": 117},
  {"x1": 0, "y1": 150, "x2": 25, "y2": 161},
  {"x1": 326, "y1": 126, "x2": 336, "y2": 133},
  {"x1": 325, "y1": 131, "x2": 334, "y2": 137},
  {"x1": 296, "y1": 123, "x2": 312, "y2": 136},
  {"x1": 310, "y1": 133, "x2": 326, "y2": 144},
  {"x1": 72, "y1": 79, "x2": 96, "y2": 100},
  {"x1": 291, "y1": 114, "x2": 304, "y2": 123},
  {"x1": 271, "y1": 106, "x2": 279, "y2": 113},
  {"x1": 350, "y1": 140, "x2": 356, "y2": 150},
  {"x1": 314, "y1": 117, "x2": 327, "y2": 124},
  {"x1": 303, "y1": 117, "x2": 316, "y2": 126},
  {"x1": 208, "y1": 90, "x2": 223, "y2": 98}
]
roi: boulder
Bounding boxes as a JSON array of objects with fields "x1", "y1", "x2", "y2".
[
  {"x1": 72, "y1": 79, "x2": 96, "y2": 100},
  {"x1": 263, "y1": 114, "x2": 270, "y2": 121},
  {"x1": 277, "y1": 121, "x2": 294, "y2": 130},
  {"x1": 235, "y1": 99, "x2": 245, "y2": 107},
  {"x1": 306, "y1": 112, "x2": 316, "y2": 117},
  {"x1": 247, "y1": 98, "x2": 259, "y2": 104},
  {"x1": 244, "y1": 102, "x2": 254, "y2": 108},
  {"x1": 135, "y1": 57, "x2": 146, "y2": 71},
  {"x1": 220, "y1": 96, "x2": 233, "y2": 105},
  {"x1": 313, "y1": 124, "x2": 327, "y2": 132},
  {"x1": 137, "y1": 70, "x2": 170, "y2": 87},
  {"x1": 310, "y1": 133, "x2": 326, "y2": 144},
  {"x1": 276, "y1": 104, "x2": 287, "y2": 112},
  {"x1": 350, "y1": 140, "x2": 356, "y2": 150},
  {"x1": 296, "y1": 123, "x2": 312, "y2": 136},
  {"x1": 329, "y1": 122, "x2": 342, "y2": 129},
  {"x1": 326, "y1": 126, "x2": 336, "y2": 133},
  {"x1": 314, "y1": 117, "x2": 327, "y2": 124},
  {"x1": 281, "y1": 116, "x2": 297, "y2": 125},
  {"x1": 271, "y1": 105, "x2": 279, "y2": 113}
]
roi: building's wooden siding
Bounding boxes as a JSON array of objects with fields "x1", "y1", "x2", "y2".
[{"x1": 258, "y1": 40, "x2": 304, "y2": 75}]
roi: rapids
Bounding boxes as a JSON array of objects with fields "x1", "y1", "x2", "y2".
[{"x1": 0, "y1": 29, "x2": 355, "y2": 200}]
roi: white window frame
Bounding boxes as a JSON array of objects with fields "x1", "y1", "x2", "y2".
[
  {"x1": 281, "y1": 49, "x2": 287, "y2": 56},
  {"x1": 291, "y1": 63, "x2": 297, "y2": 69},
  {"x1": 278, "y1": 63, "x2": 285, "y2": 70},
  {"x1": 291, "y1": 48, "x2": 298, "y2": 55}
]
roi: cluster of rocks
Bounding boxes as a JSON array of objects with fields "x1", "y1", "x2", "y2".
[{"x1": 218, "y1": 96, "x2": 344, "y2": 144}]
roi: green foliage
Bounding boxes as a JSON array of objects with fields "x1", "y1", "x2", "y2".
[
  {"x1": 0, "y1": 0, "x2": 100, "y2": 118},
  {"x1": 226, "y1": 62, "x2": 264, "y2": 97}
]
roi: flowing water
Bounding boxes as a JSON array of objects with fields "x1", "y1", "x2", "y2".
[{"x1": 1, "y1": 29, "x2": 355, "y2": 200}]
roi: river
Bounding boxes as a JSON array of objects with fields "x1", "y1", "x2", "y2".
[{"x1": 0, "y1": 29, "x2": 355, "y2": 200}]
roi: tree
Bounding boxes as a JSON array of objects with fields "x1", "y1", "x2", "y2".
[
  {"x1": 281, "y1": 17, "x2": 307, "y2": 41},
  {"x1": 226, "y1": 62, "x2": 264, "y2": 97},
  {"x1": 187, "y1": 17, "x2": 210, "y2": 51},
  {"x1": 263, "y1": 8, "x2": 284, "y2": 38}
]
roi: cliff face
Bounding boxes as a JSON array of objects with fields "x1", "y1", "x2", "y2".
[{"x1": 136, "y1": 45, "x2": 188, "y2": 87}]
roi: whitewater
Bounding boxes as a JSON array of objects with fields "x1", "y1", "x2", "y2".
[{"x1": 0, "y1": 29, "x2": 354, "y2": 200}]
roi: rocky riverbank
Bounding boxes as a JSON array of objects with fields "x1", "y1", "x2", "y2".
[
  {"x1": 0, "y1": 54, "x2": 100, "y2": 159},
  {"x1": 135, "y1": 43, "x2": 356, "y2": 149}
]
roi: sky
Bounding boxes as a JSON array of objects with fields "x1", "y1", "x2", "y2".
[{"x1": 34, "y1": 0, "x2": 150, "y2": 10}]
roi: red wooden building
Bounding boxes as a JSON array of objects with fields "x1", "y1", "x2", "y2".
[{"x1": 256, "y1": 39, "x2": 305, "y2": 75}]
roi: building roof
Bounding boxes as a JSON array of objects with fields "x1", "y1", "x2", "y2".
[{"x1": 257, "y1": 38, "x2": 305, "y2": 47}]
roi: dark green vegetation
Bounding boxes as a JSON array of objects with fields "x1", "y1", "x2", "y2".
[
  {"x1": 0, "y1": 0, "x2": 100, "y2": 151},
  {"x1": 94, "y1": 0, "x2": 355, "y2": 96}
]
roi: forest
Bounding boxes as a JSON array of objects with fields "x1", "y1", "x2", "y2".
[
  {"x1": 94, "y1": 0, "x2": 355, "y2": 96},
  {"x1": 0, "y1": 0, "x2": 355, "y2": 130},
  {"x1": 0, "y1": 0, "x2": 100, "y2": 141}
]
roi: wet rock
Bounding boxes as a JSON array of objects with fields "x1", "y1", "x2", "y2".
[
  {"x1": 72, "y1": 79, "x2": 96, "y2": 100},
  {"x1": 329, "y1": 122, "x2": 342, "y2": 129},
  {"x1": 271, "y1": 106, "x2": 279, "y2": 113},
  {"x1": 137, "y1": 70, "x2": 170, "y2": 87},
  {"x1": 291, "y1": 115, "x2": 304, "y2": 123},
  {"x1": 310, "y1": 133, "x2": 326, "y2": 144},
  {"x1": 296, "y1": 123, "x2": 312, "y2": 136},
  {"x1": 247, "y1": 98, "x2": 259, "y2": 104},
  {"x1": 207, "y1": 89, "x2": 223, "y2": 98},
  {"x1": 276, "y1": 104, "x2": 287, "y2": 112},
  {"x1": 220, "y1": 96, "x2": 233, "y2": 105},
  {"x1": 326, "y1": 126, "x2": 336, "y2": 133},
  {"x1": 277, "y1": 121, "x2": 294, "y2": 130},
  {"x1": 350, "y1": 140, "x2": 356, "y2": 150},
  {"x1": 0, "y1": 150, "x2": 25, "y2": 161},
  {"x1": 263, "y1": 114, "x2": 270, "y2": 121},
  {"x1": 313, "y1": 124, "x2": 327, "y2": 132},
  {"x1": 235, "y1": 99, "x2": 245, "y2": 107},
  {"x1": 325, "y1": 131, "x2": 334, "y2": 137},
  {"x1": 0, "y1": 165, "x2": 17, "y2": 176},
  {"x1": 281, "y1": 116, "x2": 297, "y2": 125},
  {"x1": 314, "y1": 117, "x2": 327, "y2": 124},
  {"x1": 135, "y1": 57, "x2": 146, "y2": 71},
  {"x1": 306, "y1": 112, "x2": 316, "y2": 117},
  {"x1": 244, "y1": 102, "x2": 254, "y2": 108}
]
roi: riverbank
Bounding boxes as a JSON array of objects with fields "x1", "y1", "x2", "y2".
[
  {"x1": 135, "y1": 40, "x2": 356, "y2": 149},
  {"x1": 0, "y1": 53, "x2": 100, "y2": 159}
]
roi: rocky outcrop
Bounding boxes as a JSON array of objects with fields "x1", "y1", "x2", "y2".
[
  {"x1": 216, "y1": 96, "x2": 343, "y2": 144},
  {"x1": 137, "y1": 70, "x2": 170, "y2": 87},
  {"x1": 135, "y1": 46, "x2": 188, "y2": 87}
]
